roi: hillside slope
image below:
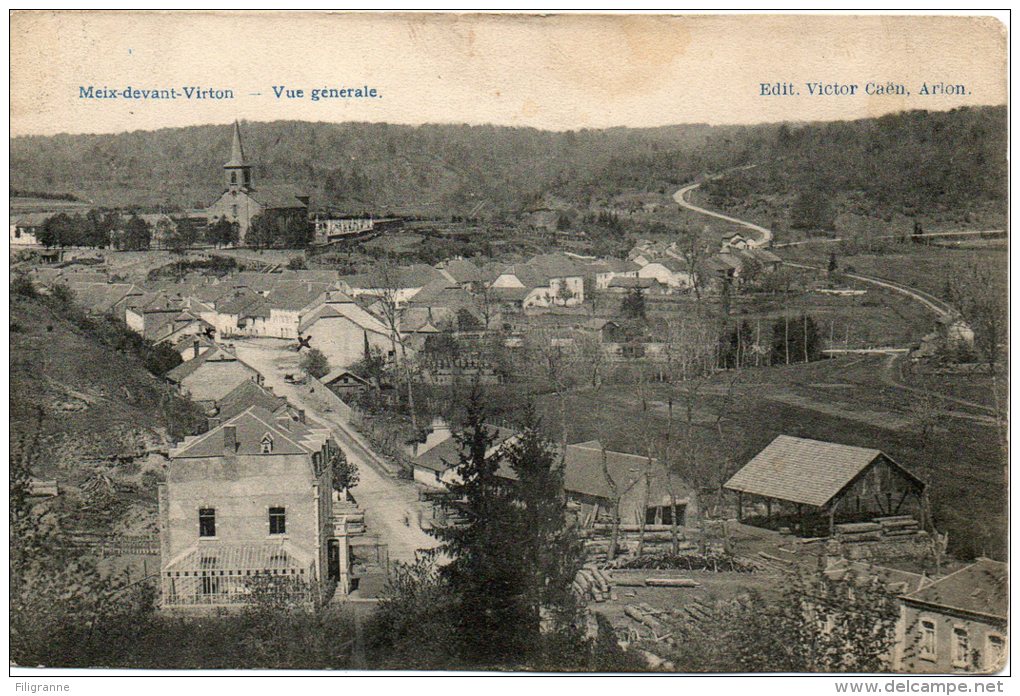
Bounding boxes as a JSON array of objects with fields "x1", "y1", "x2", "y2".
[{"x1": 10, "y1": 291, "x2": 205, "y2": 533}]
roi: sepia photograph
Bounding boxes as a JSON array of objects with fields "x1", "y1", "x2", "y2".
[{"x1": 7, "y1": 10, "x2": 1009, "y2": 685}]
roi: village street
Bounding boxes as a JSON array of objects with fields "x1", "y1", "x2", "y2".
[{"x1": 231, "y1": 339, "x2": 439, "y2": 565}]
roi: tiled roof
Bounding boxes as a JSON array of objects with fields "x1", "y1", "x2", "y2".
[
  {"x1": 340, "y1": 264, "x2": 446, "y2": 290},
  {"x1": 901, "y1": 558, "x2": 1007, "y2": 621},
  {"x1": 408, "y1": 279, "x2": 474, "y2": 308},
  {"x1": 171, "y1": 405, "x2": 331, "y2": 459},
  {"x1": 65, "y1": 282, "x2": 141, "y2": 314},
  {"x1": 724, "y1": 435, "x2": 921, "y2": 508},
  {"x1": 321, "y1": 369, "x2": 371, "y2": 387}
]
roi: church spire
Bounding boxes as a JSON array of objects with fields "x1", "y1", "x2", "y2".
[
  {"x1": 223, "y1": 120, "x2": 252, "y2": 191},
  {"x1": 226, "y1": 120, "x2": 247, "y2": 167}
]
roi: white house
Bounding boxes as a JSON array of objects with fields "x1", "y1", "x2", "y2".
[
  {"x1": 490, "y1": 253, "x2": 585, "y2": 309},
  {"x1": 637, "y1": 257, "x2": 695, "y2": 290}
]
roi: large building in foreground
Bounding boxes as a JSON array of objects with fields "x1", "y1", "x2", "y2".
[
  {"x1": 205, "y1": 121, "x2": 308, "y2": 245},
  {"x1": 158, "y1": 406, "x2": 354, "y2": 610}
]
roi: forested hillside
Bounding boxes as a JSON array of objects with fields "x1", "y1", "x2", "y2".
[
  {"x1": 9, "y1": 106, "x2": 1006, "y2": 222},
  {"x1": 702, "y1": 106, "x2": 1007, "y2": 233}
]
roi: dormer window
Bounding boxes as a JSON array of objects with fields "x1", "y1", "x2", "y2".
[{"x1": 260, "y1": 433, "x2": 274, "y2": 454}]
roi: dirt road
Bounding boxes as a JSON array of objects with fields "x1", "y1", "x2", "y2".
[{"x1": 231, "y1": 339, "x2": 439, "y2": 564}]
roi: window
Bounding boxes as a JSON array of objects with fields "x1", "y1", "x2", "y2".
[
  {"x1": 231, "y1": 204, "x2": 239, "y2": 217},
  {"x1": 261, "y1": 433, "x2": 274, "y2": 454},
  {"x1": 986, "y1": 634, "x2": 1005, "y2": 670},
  {"x1": 952, "y1": 627, "x2": 970, "y2": 668},
  {"x1": 269, "y1": 507, "x2": 286, "y2": 535},
  {"x1": 231, "y1": 171, "x2": 237, "y2": 184},
  {"x1": 919, "y1": 619, "x2": 937, "y2": 660},
  {"x1": 199, "y1": 508, "x2": 216, "y2": 537}
]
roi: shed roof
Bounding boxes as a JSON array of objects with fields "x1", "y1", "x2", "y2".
[{"x1": 724, "y1": 435, "x2": 922, "y2": 508}]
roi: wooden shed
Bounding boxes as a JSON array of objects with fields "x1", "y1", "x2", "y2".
[{"x1": 724, "y1": 435, "x2": 925, "y2": 536}]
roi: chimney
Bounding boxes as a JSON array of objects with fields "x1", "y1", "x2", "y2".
[
  {"x1": 297, "y1": 409, "x2": 306, "y2": 423},
  {"x1": 223, "y1": 425, "x2": 237, "y2": 453},
  {"x1": 193, "y1": 339, "x2": 201, "y2": 359}
]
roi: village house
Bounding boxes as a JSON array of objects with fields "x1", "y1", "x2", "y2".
[
  {"x1": 164, "y1": 346, "x2": 264, "y2": 405},
  {"x1": 158, "y1": 406, "x2": 352, "y2": 610},
  {"x1": 489, "y1": 253, "x2": 585, "y2": 309},
  {"x1": 64, "y1": 282, "x2": 144, "y2": 317},
  {"x1": 894, "y1": 558, "x2": 1007, "y2": 674},
  {"x1": 150, "y1": 309, "x2": 216, "y2": 348},
  {"x1": 297, "y1": 292, "x2": 397, "y2": 370},
  {"x1": 10, "y1": 212, "x2": 47, "y2": 246},
  {"x1": 636, "y1": 256, "x2": 696, "y2": 291},
  {"x1": 584, "y1": 257, "x2": 641, "y2": 290},
  {"x1": 171, "y1": 334, "x2": 218, "y2": 363},
  {"x1": 205, "y1": 121, "x2": 309, "y2": 245},
  {"x1": 338, "y1": 264, "x2": 448, "y2": 308},
  {"x1": 124, "y1": 293, "x2": 188, "y2": 339},
  {"x1": 724, "y1": 435, "x2": 926, "y2": 537},
  {"x1": 436, "y1": 257, "x2": 483, "y2": 290},
  {"x1": 561, "y1": 441, "x2": 698, "y2": 528},
  {"x1": 208, "y1": 379, "x2": 301, "y2": 425},
  {"x1": 411, "y1": 420, "x2": 518, "y2": 488},
  {"x1": 321, "y1": 369, "x2": 373, "y2": 400}
]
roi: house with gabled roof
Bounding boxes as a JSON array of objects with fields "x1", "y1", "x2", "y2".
[
  {"x1": 637, "y1": 256, "x2": 695, "y2": 291},
  {"x1": 490, "y1": 253, "x2": 585, "y2": 309},
  {"x1": 297, "y1": 293, "x2": 398, "y2": 370},
  {"x1": 894, "y1": 558, "x2": 1008, "y2": 674},
  {"x1": 437, "y1": 258, "x2": 483, "y2": 289},
  {"x1": 164, "y1": 346, "x2": 263, "y2": 405},
  {"x1": 338, "y1": 264, "x2": 447, "y2": 308},
  {"x1": 562, "y1": 440, "x2": 698, "y2": 528},
  {"x1": 725, "y1": 435, "x2": 926, "y2": 536},
  {"x1": 159, "y1": 406, "x2": 352, "y2": 610},
  {"x1": 209, "y1": 379, "x2": 298, "y2": 425}
]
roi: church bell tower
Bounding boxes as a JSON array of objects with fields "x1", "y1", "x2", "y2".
[{"x1": 224, "y1": 120, "x2": 253, "y2": 192}]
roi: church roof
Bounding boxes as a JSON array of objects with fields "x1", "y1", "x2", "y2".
[{"x1": 224, "y1": 120, "x2": 248, "y2": 168}]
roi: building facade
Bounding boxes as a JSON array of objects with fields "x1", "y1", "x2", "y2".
[{"x1": 158, "y1": 406, "x2": 352, "y2": 610}]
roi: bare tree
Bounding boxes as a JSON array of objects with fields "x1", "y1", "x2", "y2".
[{"x1": 374, "y1": 264, "x2": 420, "y2": 435}]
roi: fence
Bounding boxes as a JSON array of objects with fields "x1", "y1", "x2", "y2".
[{"x1": 62, "y1": 533, "x2": 160, "y2": 557}]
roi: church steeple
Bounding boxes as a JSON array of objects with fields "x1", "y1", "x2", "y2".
[{"x1": 224, "y1": 120, "x2": 252, "y2": 192}]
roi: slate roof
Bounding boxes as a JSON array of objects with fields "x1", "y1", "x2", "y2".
[
  {"x1": 321, "y1": 369, "x2": 371, "y2": 387},
  {"x1": 214, "y1": 380, "x2": 289, "y2": 422},
  {"x1": 407, "y1": 279, "x2": 474, "y2": 308},
  {"x1": 249, "y1": 187, "x2": 308, "y2": 210},
  {"x1": 901, "y1": 558, "x2": 1007, "y2": 621},
  {"x1": 413, "y1": 425, "x2": 518, "y2": 474},
  {"x1": 165, "y1": 346, "x2": 255, "y2": 383},
  {"x1": 439, "y1": 258, "x2": 482, "y2": 284},
  {"x1": 171, "y1": 405, "x2": 331, "y2": 459},
  {"x1": 298, "y1": 299, "x2": 391, "y2": 336},
  {"x1": 264, "y1": 283, "x2": 328, "y2": 312},
  {"x1": 65, "y1": 282, "x2": 142, "y2": 314},
  {"x1": 609, "y1": 276, "x2": 656, "y2": 289},
  {"x1": 562, "y1": 440, "x2": 674, "y2": 501},
  {"x1": 724, "y1": 435, "x2": 922, "y2": 508},
  {"x1": 340, "y1": 264, "x2": 446, "y2": 291}
]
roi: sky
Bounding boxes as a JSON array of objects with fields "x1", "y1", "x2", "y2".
[{"x1": 9, "y1": 12, "x2": 1008, "y2": 137}]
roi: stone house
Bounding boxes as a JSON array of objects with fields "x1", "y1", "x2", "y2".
[{"x1": 158, "y1": 406, "x2": 353, "y2": 610}]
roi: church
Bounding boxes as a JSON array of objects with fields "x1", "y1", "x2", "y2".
[{"x1": 205, "y1": 121, "x2": 309, "y2": 245}]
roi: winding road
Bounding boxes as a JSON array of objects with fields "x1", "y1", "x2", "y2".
[{"x1": 673, "y1": 174, "x2": 773, "y2": 248}]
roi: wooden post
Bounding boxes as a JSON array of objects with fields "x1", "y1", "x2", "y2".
[
  {"x1": 737, "y1": 492, "x2": 743, "y2": 522},
  {"x1": 766, "y1": 498, "x2": 772, "y2": 522}
]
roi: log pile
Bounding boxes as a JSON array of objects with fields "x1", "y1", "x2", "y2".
[
  {"x1": 836, "y1": 517, "x2": 922, "y2": 542},
  {"x1": 571, "y1": 565, "x2": 614, "y2": 603},
  {"x1": 875, "y1": 516, "x2": 921, "y2": 537},
  {"x1": 582, "y1": 524, "x2": 695, "y2": 562}
]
